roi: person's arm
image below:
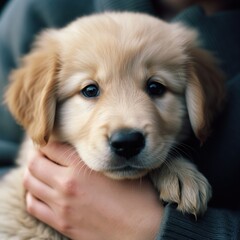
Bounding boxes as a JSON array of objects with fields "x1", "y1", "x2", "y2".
[{"x1": 24, "y1": 142, "x2": 240, "y2": 240}]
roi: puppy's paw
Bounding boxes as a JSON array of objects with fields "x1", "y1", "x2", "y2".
[{"x1": 150, "y1": 158, "x2": 212, "y2": 217}]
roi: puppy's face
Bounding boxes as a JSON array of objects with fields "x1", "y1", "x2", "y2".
[
  {"x1": 56, "y1": 17, "x2": 188, "y2": 178},
  {"x1": 5, "y1": 13, "x2": 225, "y2": 179}
]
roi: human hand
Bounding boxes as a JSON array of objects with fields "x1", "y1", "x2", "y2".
[{"x1": 24, "y1": 142, "x2": 164, "y2": 240}]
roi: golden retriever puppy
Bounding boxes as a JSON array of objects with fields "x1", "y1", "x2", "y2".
[{"x1": 0, "y1": 12, "x2": 225, "y2": 239}]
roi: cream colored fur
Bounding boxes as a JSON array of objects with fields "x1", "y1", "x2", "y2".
[{"x1": 1, "y1": 12, "x2": 225, "y2": 239}]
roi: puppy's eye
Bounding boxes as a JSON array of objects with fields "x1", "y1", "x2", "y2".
[
  {"x1": 147, "y1": 79, "x2": 166, "y2": 97},
  {"x1": 81, "y1": 84, "x2": 100, "y2": 98}
]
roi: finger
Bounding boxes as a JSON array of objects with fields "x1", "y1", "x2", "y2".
[
  {"x1": 28, "y1": 152, "x2": 64, "y2": 188},
  {"x1": 24, "y1": 169, "x2": 55, "y2": 204},
  {"x1": 40, "y1": 142, "x2": 81, "y2": 167},
  {"x1": 26, "y1": 193, "x2": 74, "y2": 236},
  {"x1": 26, "y1": 192, "x2": 58, "y2": 230}
]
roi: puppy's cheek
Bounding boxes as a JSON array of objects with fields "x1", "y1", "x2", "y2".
[
  {"x1": 74, "y1": 139, "x2": 111, "y2": 171},
  {"x1": 143, "y1": 139, "x2": 170, "y2": 167},
  {"x1": 55, "y1": 98, "x2": 93, "y2": 142},
  {"x1": 155, "y1": 98, "x2": 187, "y2": 138}
]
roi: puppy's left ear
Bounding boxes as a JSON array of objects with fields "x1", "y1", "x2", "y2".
[
  {"x1": 186, "y1": 47, "x2": 225, "y2": 143},
  {"x1": 5, "y1": 30, "x2": 60, "y2": 145}
]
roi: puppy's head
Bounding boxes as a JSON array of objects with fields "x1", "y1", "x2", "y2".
[{"x1": 5, "y1": 13, "x2": 225, "y2": 179}]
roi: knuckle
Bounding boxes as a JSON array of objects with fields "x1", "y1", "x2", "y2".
[
  {"x1": 61, "y1": 178, "x2": 78, "y2": 196},
  {"x1": 23, "y1": 171, "x2": 29, "y2": 188},
  {"x1": 26, "y1": 195, "x2": 35, "y2": 214},
  {"x1": 23, "y1": 169, "x2": 34, "y2": 190},
  {"x1": 58, "y1": 201, "x2": 72, "y2": 216},
  {"x1": 57, "y1": 220, "x2": 71, "y2": 234},
  {"x1": 28, "y1": 157, "x2": 38, "y2": 173},
  {"x1": 26, "y1": 202, "x2": 34, "y2": 214}
]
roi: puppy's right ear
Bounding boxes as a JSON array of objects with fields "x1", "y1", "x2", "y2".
[
  {"x1": 186, "y1": 47, "x2": 225, "y2": 143},
  {"x1": 5, "y1": 30, "x2": 60, "y2": 145}
]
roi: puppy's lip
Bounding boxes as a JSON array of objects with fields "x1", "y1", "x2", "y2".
[
  {"x1": 104, "y1": 166, "x2": 148, "y2": 179},
  {"x1": 105, "y1": 165, "x2": 149, "y2": 175},
  {"x1": 110, "y1": 165, "x2": 144, "y2": 172},
  {"x1": 106, "y1": 164, "x2": 148, "y2": 171}
]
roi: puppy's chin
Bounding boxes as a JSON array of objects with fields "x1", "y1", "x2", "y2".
[{"x1": 103, "y1": 167, "x2": 149, "y2": 180}]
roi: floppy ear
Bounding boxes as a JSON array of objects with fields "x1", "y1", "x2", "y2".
[
  {"x1": 5, "y1": 30, "x2": 60, "y2": 145},
  {"x1": 170, "y1": 23, "x2": 225, "y2": 143},
  {"x1": 186, "y1": 47, "x2": 225, "y2": 143}
]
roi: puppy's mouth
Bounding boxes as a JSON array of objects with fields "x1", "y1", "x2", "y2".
[{"x1": 104, "y1": 165, "x2": 149, "y2": 179}]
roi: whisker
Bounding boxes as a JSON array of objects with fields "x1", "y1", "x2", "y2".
[
  {"x1": 88, "y1": 167, "x2": 94, "y2": 179},
  {"x1": 59, "y1": 146, "x2": 77, "y2": 165},
  {"x1": 83, "y1": 164, "x2": 90, "y2": 178},
  {"x1": 72, "y1": 158, "x2": 84, "y2": 175},
  {"x1": 157, "y1": 139, "x2": 196, "y2": 160}
]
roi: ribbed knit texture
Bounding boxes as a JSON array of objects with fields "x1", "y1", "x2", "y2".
[{"x1": 157, "y1": 204, "x2": 240, "y2": 240}]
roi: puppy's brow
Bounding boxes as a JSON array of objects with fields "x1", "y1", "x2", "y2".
[
  {"x1": 58, "y1": 72, "x2": 92, "y2": 99},
  {"x1": 149, "y1": 69, "x2": 186, "y2": 93}
]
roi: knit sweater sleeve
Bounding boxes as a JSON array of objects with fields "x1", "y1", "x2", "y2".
[{"x1": 156, "y1": 204, "x2": 240, "y2": 240}]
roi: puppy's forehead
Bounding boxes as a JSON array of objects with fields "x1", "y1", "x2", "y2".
[{"x1": 58, "y1": 13, "x2": 189, "y2": 90}]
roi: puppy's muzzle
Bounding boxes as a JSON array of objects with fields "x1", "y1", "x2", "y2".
[{"x1": 109, "y1": 129, "x2": 145, "y2": 159}]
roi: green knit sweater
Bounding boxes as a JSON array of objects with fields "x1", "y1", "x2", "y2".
[{"x1": 0, "y1": 0, "x2": 239, "y2": 239}]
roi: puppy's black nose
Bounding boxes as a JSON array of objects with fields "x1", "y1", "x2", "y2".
[{"x1": 109, "y1": 129, "x2": 145, "y2": 159}]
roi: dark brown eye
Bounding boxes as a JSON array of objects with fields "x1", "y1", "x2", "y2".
[
  {"x1": 146, "y1": 79, "x2": 166, "y2": 97},
  {"x1": 81, "y1": 84, "x2": 99, "y2": 98}
]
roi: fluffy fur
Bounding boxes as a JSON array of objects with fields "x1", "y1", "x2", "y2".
[{"x1": 1, "y1": 12, "x2": 225, "y2": 239}]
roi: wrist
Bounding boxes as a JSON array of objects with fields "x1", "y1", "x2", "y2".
[
  {"x1": 130, "y1": 199, "x2": 164, "y2": 240},
  {"x1": 141, "y1": 204, "x2": 163, "y2": 240}
]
